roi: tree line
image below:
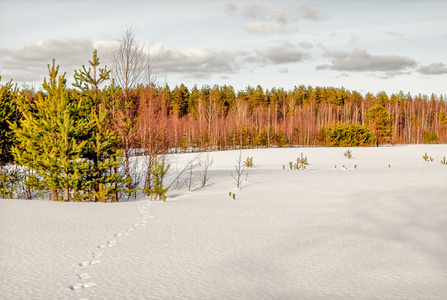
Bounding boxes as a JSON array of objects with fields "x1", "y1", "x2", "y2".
[{"x1": 1, "y1": 45, "x2": 446, "y2": 201}]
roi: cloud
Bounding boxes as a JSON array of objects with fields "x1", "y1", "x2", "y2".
[
  {"x1": 240, "y1": 3, "x2": 266, "y2": 19},
  {"x1": 248, "y1": 42, "x2": 310, "y2": 65},
  {"x1": 298, "y1": 4, "x2": 327, "y2": 21},
  {"x1": 0, "y1": 38, "x2": 114, "y2": 82},
  {"x1": 222, "y1": 2, "x2": 238, "y2": 14},
  {"x1": 149, "y1": 43, "x2": 247, "y2": 78},
  {"x1": 278, "y1": 67, "x2": 289, "y2": 73},
  {"x1": 0, "y1": 37, "x2": 248, "y2": 83},
  {"x1": 299, "y1": 41, "x2": 314, "y2": 49},
  {"x1": 223, "y1": 2, "x2": 325, "y2": 35},
  {"x1": 316, "y1": 48, "x2": 417, "y2": 72},
  {"x1": 417, "y1": 63, "x2": 447, "y2": 75},
  {"x1": 245, "y1": 22, "x2": 297, "y2": 35}
]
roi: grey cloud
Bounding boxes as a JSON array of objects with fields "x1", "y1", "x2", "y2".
[
  {"x1": 224, "y1": 2, "x2": 325, "y2": 35},
  {"x1": 269, "y1": 9, "x2": 290, "y2": 24},
  {"x1": 0, "y1": 37, "x2": 247, "y2": 83},
  {"x1": 241, "y1": 3, "x2": 266, "y2": 19},
  {"x1": 299, "y1": 41, "x2": 314, "y2": 49},
  {"x1": 298, "y1": 4, "x2": 327, "y2": 21},
  {"x1": 223, "y1": 2, "x2": 238, "y2": 14},
  {"x1": 249, "y1": 42, "x2": 310, "y2": 65},
  {"x1": 417, "y1": 63, "x2": 447, "y2": 75},
  {"x1": 278, "y1": 67, "x2": 289, "y2": 73},
  {"x1": 0, "y1": 38, "x2": 114, "y2": 83},
  {"x1": 316, "y1": 48, "x2": 417, "y2": 72},
  {"x1": 151, "y1": 45, "x2": 247, "y2": 78}
]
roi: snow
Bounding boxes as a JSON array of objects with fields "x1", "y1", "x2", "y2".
[{"x1": 1, "y1": 145, "x2": 446, "y2": 300}]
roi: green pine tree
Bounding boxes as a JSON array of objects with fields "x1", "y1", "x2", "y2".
[
  {"x1": 366, "y1": 105, "x2": 393, "y2": 145},
  {"x1": 12, "y1": 60, "x2": 90, "y2": 201},
  {"x1": 141, "y1": 155, "x2": 170, "y2": 201},
  {"x1": 0, "y1": 77, "x2": 18, "y2": 165},
  {"x1": 73, "y1": 50, "x2": 127, "y2": 202}
]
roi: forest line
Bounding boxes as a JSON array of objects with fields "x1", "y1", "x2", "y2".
[{"x1": 1, "y1": 45, "x2": 446, "y2": 201}]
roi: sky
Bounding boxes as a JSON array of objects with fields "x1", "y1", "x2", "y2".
[{"x1": 1, "y1": 0, "x2": 446, "y2": 97}]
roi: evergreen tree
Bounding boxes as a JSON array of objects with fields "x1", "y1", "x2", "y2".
[
  {"x1": 325, "y1": 122, "x2": 376, "y2": 147},
  {"x1": 366, "y1": 105, "x2": 393, "y2": 145},
  {"x1": 141, "y1": 155, "x2": 170, "y2": 201},
  {"x1": 171, "y1": 84, "x2": 190, "y2": 117},
  {"x1": 12, "y1": 60, "x2": 90, "y2": 201},
  {"x1": 73, "y1": 50, "x2": 127, "y2": 202},
  {"x1": 0, "y1": 77, "x2": 18, "y2": 165}
]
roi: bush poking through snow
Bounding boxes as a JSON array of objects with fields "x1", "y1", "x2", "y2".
[
  {"x1": 441, "y1": 157, "x2": 447, "y2": 165},
  {"x1": 292, "y1": 153, "x2": 309, "y2": 170},
  {"x1": 344, "y1": 149, "x2": 353, "y2": 159},
  {"x1": 422, "y1": 153, "x2": 434, "y2": 162},
  {"x1": 244, "y1": 157, "x2": 254, "y2": 168},
  {"x1": 141, "y1": 156, "x2": 170, "y2": 201}
]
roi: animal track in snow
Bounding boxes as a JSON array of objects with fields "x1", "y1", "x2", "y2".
[
  {"x1": 70, "y1": 201, "x2": 153, "y2": 296},
  {"x1": 70, "y1": 282, "x2": 96, "y2": 290},
  {"x1": 92, "y1": 252, "x2": 103, "y2": 258},
  {"x1": 77, "y1": 272, "x2": 90, "y2": 280},
  {"x1": 79, "y1": 260, "x2": 101, "y2": 267}
]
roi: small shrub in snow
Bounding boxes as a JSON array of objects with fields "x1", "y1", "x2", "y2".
[
  {"x1": 293, "y1": 153, "x2": 309, "y2": 170},
  {"x1": 244, "y1": 157, "x2": 254, "y2": 168},
  {"x1": 441, "y1": 157, "x2": 447, "y2": 165},
  {"x1": 344, "y1": 149, "x2": 353, "y2": 159},
  {"x1": 141, "y1": 156, "x2": 170, "y2": 201},
  {"x1": 422, "y1": 153, "x2": 434, "y2": 162}
]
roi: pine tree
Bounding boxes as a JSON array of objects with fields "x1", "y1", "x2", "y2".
[
  {"x1": 141, "y1": 155, "x2": 170, "y2": 201},
  {"x1": 0, "y1": 77, "x2": 18, "y2": 165},
  {"x1": 12, "y1": 60, "x2": 90, "y2": 201},
  {"x1": 366, "y1": 105, "x2": 393, "y2": 145},
  {"x1": 73, "y1": 50, "x2": 127, "y2": 202}
]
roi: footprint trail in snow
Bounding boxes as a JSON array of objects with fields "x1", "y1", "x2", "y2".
[{"x1": 68, "y1": 200, "x2": 154, "y2": 299}]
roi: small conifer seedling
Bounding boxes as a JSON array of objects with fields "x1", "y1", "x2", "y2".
[
  {"x1": 422, "y1": 153, "x2": 431, "y2": 162},
  {"x1": 293, "y1": 153, "x2": 309, "y2": 170},
  {"x1": 344, "y1": 149, "x2": 353, "y2": 159},
  {"x1": 244, "y1": 157, "x2": 254, "y2": 168}
]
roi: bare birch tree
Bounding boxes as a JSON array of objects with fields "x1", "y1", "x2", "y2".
[{"x1": 112, "y1": 25, "x2": 146, "y2": 100}]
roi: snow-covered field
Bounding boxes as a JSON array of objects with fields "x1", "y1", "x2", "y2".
[{"x1": 1, "y1": 145, "x2": 446, "y2": 300}]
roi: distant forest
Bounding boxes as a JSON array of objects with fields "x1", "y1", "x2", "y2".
[
  {"x1": 2, "y1": 67, "x2": 447, "y2": 160},
  {"x1": 1, "y1": 51, "x2": 446, "y2": 201}
]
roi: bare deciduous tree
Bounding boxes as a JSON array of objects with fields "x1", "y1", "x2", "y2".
[
  {"x1": 112, "y1": 25, "x2": 146, "y2": 100},
  {"x1": 112, "y1": 26, "x2": 149, "y2": 197},
  {"x1": 198, "y1": 153, "x2": 213, "y2": 187},
  {"x1": 231, "y1": 151, "x2": 245, "y2": 189}
]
